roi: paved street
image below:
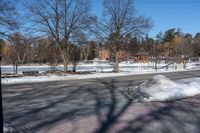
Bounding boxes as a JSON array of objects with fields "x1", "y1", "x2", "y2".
[{"x1": 2, "y1": 70, "x2": 200, "y2": 133}]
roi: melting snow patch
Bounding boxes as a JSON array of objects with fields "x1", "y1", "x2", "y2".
[{"x1": 137, "y1": 75, "x2": 200, "y2": 101}]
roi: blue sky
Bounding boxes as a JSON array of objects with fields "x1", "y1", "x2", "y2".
[{"x1": 91, "y1": 0, "x2": 200, "y2": 38}]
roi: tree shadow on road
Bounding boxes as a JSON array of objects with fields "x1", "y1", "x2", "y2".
[
  {"x1": 3, "y1": 79, "x2": 200, "y2": 133},
  {"x1": 89, "y1": 80, "x2": 200, "y2": 133}
]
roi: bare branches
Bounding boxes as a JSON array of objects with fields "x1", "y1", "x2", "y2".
[
  {"x1": 0, "y1": 0, "x2": 18, "y2": 38},
  {"x1": 90, "y1": 0, "x2": 152, "y2": 72},
  {"x1": 22, "y1": 0, "x2": 93, "y2": 71}
]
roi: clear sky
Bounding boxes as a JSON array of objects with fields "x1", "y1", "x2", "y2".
[{"x1": 91, "y1": 0, "x2": 200, "y2": 38}]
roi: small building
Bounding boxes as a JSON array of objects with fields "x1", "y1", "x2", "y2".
[
  {"x1": 118, "y1": 50, "x2": 126, "y2": 61},
  {"x1": 98, "y1": 49, "x2": 126, "y2": 61},
  {"x1": 131, "y1": 51, "x2": 149, "y2": 62},
  {"x1": 98, "y1": 48, "x2": 149, "y2": 62}
]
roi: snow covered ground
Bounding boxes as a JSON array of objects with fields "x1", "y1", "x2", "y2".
[
  {"x1": 136, "y1": 75, "x2": 200, "y2": 101},
  {"x1": 185, "y1": 62, "x2": 200, "y2": 69},
  {"x1": 1, "y1": 61, "x2": 200, "y2": 85},
  {"x1": 1, "y1": 69, "x2": 183, "y2": 85},
  {"x1": 2, "y1": 61, "x2": 200, "y2": 74},
  {"x1": 1, "y1": 61, "x2": 178, "y2": 74}
]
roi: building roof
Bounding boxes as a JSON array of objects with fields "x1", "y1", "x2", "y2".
[{"x1": 134, "y1": 51, "x2": 149, "y2": 56}]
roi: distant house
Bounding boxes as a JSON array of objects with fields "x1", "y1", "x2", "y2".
[
  {"x1": 98, "y1": 49, "x2": 126, "y2": 61},
  {"x1": 118, "y1": 50, "x2": 126, "y2": 61},
  {"x1": 98, "y1": 48, "x2": 149, "y2": 62},
  {"x1": 131, "y1": 51, "x2": 149, "y2": 62}
]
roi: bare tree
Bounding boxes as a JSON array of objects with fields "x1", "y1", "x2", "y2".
[
  {"x1": 193, "y1": 33, "x2": 200, "y2": 57},
  {"x1": 91, "y1": 0, "x2": 152, "y2": 72},
  {"x1": 0, "y1": 0, "x2": 18, "y2": 38},
  {"x1": 69, "y1": 43, "x2": 80, "y2": 72},
  {"x1": 183, "y1": 33, "x2": 193, "y2": 58},
  {"x1": 9, "y1": 32, "x2": 30, "y2": 64},
  {"x1": 23, "y1": 0, "x2": 94, "y2": 72},
  {"x1": 8, "y1": 32, "x2": 29, "y2": 73},
  {"x1": 81, "y1": 43, "x2": 91, "y2": 60},
  {"x1": 75, "y1": 32, "x2": 91, "y2": 61}
]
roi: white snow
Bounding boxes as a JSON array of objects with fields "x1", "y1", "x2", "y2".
[
  {"x1": 0, "y1": 70, "x2": 165, "y2": 84},
  {"x1": 1, "y1": 68, "x2": 197, "y2": 85},
  {"x1": 1, "y1": 61, "x2": 176, "y2": 74},
  {"x1": 138, "y1": 75, "x2": 200, "y2": 101},
  {"x1": 185, "y1": 62, "x2": 200, "y2": 69},
  {"x1": 1, "y1": 61, "x2": 200, "y2": 85}
]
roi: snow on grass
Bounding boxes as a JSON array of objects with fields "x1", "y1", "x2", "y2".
[
  {"x1": 185, "y1": 62, "x2": 200, "y2": 69},
  {"x1": 1, "y1": 61, "x2": 200, "y2": 85},
  {"x1": 1, "y1": 62, "x2": 175, "y2": 74},
  {"x1": 137, "y1": 75, "x2": 200, "y2": 101},
  {"x1": 1, "y1": 71, "x2": 144, "y2": 84},
  {"x1": 1, "y1": 69, "x2": 195, "y2": 85}
]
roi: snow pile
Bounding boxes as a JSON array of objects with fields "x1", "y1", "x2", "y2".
[{"x1": 138, "y1": 75, "x2": 200, "y2": 101}]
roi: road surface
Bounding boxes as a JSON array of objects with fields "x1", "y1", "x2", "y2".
[{"x1": 2, "y1": 70, "x2": 200, "y2": 133}]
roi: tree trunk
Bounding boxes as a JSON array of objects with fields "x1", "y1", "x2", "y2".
[
  {"x1": 84, "y1": 53, "x2": 87, "y2": 61},
  {"x1": 13, "y1": 61, "x2": 18, "y2": 74},
  {"x1": 12, "y1": 63, "x2": 15, "y2": 74},
  {"x1": 57, "y1": 44, "x2": 69, "y2": 73},
  {"x1": 155, "y1": 59, "x2": 157, "y2": 71},
  {"x1": 155, "y1": 56, "x2": 158, "y2": 71},
  {"x1": 73, "y1": 61, "x2": 76, "y2": 72},
  {"x1": 64, "y1": 61, "x2": 68, "y2": 73},
  {"x1": 114, "y1": 51, "x2": 119, "y2": 72}
]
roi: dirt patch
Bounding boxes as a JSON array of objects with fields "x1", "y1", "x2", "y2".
[
  {"x1": 1, "y1": 73, "x2": 23, "y2": 78},
  {"x1": 41, "y1": 69, "x2": 92, "y2": 76}
]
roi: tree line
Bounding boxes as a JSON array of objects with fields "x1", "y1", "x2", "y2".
[
  {"x1": 1, "y1": 29, "x2": 200, "y2": 63},
  {"x1": 0, "y1": 0, "x2": 200, "y2": 72}
]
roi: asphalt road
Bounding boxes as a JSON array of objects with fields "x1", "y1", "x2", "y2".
[{"x1": 2, "y1": 70, "x2": 200, "y2": 133}]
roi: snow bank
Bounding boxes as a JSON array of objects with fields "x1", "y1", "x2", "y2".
[
  {"x1": 2, "y1": 69, "x2": 186, "y2": 85},
  {"x1": 138, "y1": 75, "x2": 200, "y2": 101},
  {"x1": 1, "y1": 71, "x2": 153, "y2": 84},
  {"x1": 2, "y1": 68, "x2": 197, "y2": 85}
]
